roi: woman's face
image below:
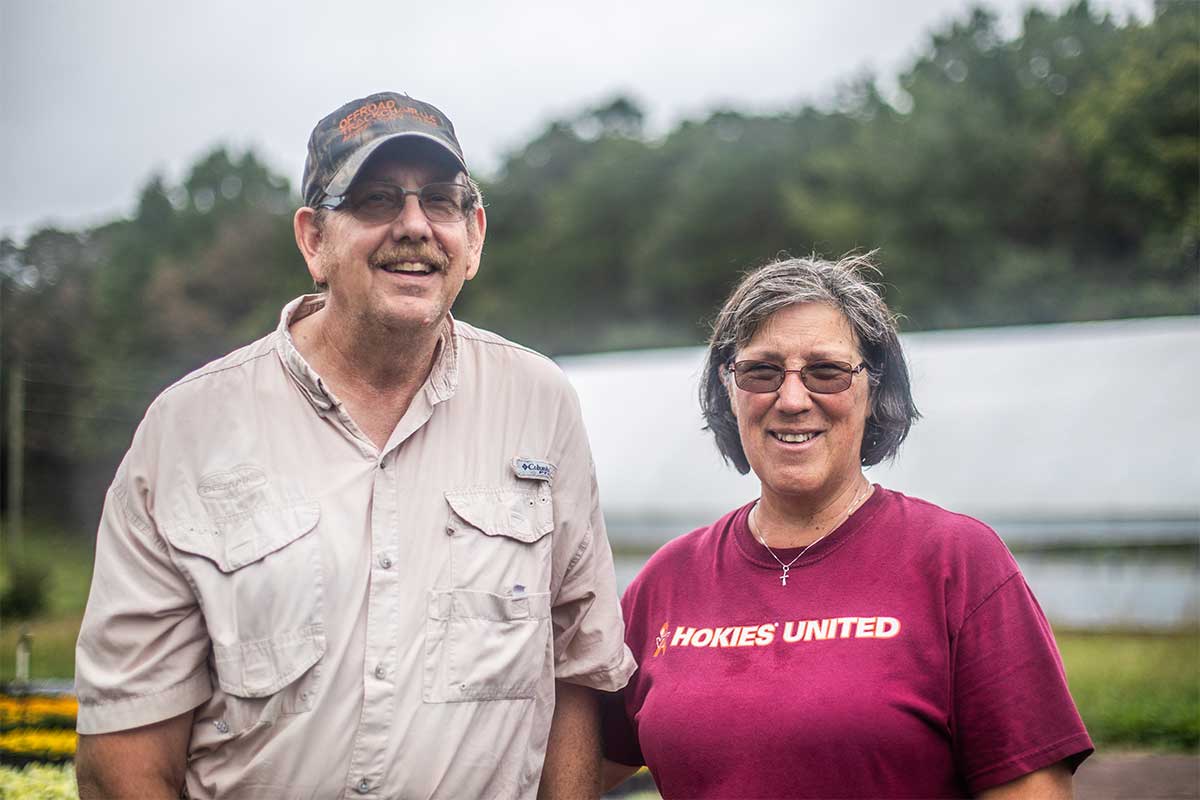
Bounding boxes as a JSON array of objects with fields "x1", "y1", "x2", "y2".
[{"x1": 728, "y1": 302, "x2": 871, "y2": 509}]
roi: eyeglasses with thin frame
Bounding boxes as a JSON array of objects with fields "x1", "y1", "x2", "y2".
[
  {"x1": 317, "y1": 181, "x2": 475, "y2": 224},
  {"x1": 727, "y1": 360, "x2": 870, "y2": 394}
]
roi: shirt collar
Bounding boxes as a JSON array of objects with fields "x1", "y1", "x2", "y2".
[{"x1": 273, "y1": 294, "x2": 459, "y2": 413}]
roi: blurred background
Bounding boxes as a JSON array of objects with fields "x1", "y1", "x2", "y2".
[{"x1": 0, "y1": 0, "x2": 1196, "y2": 792}]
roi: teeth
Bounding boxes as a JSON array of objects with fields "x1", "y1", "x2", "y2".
[
  {"x1": 381, "y1": 262, "x2": 432, "y2": 274},
  {"x1": 774, "y1": 432, "x2": 815, "y2": 443}
]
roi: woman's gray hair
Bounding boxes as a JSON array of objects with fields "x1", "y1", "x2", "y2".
[{"x1": 700, "y1": 253, "x2": 919, "y2": 473}]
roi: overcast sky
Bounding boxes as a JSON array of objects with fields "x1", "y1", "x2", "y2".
[{"x1": 1, "y1": 0, "x2": 1152, "y2": 241}]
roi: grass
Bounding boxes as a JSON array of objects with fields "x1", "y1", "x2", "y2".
[
  {"x1": 1059, "y1": 630, "x2": 1200, "y2": 750},
  {"x1": 1, "y1": 522, "x2": 93, "y2": 682},
  {"x1": 1, "y1": 520, "x2": 1197, "y2": 751}
]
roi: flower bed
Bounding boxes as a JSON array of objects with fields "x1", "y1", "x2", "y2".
[
  {"x1": 0, "y1": 695, "x2": 78, "y2": 731},
  {"x1": 0, "y1": 762, "x2": 77, "y2": 798},
  {"x1": 0, "y1": 728, "x2": 77, "y2": 764},
  {"x1": 0, "y1": 693, "x2": 77, "y2": 767}
]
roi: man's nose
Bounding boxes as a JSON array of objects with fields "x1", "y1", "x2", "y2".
[{"x1": 389, "y1": 194, "x2": 432, "y2": 239}]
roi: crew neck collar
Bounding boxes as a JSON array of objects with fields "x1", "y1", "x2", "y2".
[{"x1": 730, "y1": 485, "x2": 887, "y2": 572}]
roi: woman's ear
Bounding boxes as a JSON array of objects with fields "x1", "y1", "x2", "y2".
[{"x1": 725, "y1": 367, "x2": 740, "y2": 421}]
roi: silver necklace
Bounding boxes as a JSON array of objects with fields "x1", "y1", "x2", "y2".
[{"x1": 753, "y1": 482, "x2": 873, "y2": 587}]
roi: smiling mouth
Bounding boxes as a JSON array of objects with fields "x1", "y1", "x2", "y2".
[
  {"x1": 377, "y1": 261, "x2": 436, "y2": 275},
  {"x1": 771, "y1": 431, "x2": 819, "y2": 443}
]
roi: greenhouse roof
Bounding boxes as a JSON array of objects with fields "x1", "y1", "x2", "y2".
[{"x1": 559, "y1": 316, "x2": 1199, "y2": 546}]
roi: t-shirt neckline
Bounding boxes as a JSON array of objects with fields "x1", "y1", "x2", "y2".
[{"x1": 730, "y1": 484, "x2": 888, "y2": 572}]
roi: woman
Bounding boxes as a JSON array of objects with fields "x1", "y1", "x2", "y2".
[{"x1": 601, "y1": 255, "x2": 1092, "y2": 799}]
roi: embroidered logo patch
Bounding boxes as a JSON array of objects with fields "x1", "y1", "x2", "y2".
[
  {"x1": 511, "y1": 458, "x2": 555, "y2": 481},
  {"x1": 197, "y1": 465, "x2": 267, "y2": 499}
]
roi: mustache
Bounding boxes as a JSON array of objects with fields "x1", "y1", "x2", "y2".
[{"x1": 369, "y1": 245, "x2": 449, "y2": 271}]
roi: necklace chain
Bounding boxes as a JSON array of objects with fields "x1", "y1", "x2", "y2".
[{"x1": 753, "y1": 481, "x2": 873, "y2": 587}]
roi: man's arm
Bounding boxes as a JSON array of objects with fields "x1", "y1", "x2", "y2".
[
  {"x1": 539, "y1": 680, "x2": 600, "y2": 800},
  {"x1": 76, "y1": 709, "x2": 194, "y2": 800},
  {"x1": 977, "y1": 762, "x2": 1073, "y2": 800}
]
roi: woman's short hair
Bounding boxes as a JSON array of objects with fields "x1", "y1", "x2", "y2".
[{"x1": 700, "y1": 253, "x2": 919, "y2": 473}]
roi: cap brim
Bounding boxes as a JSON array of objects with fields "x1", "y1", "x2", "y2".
[{"x1": 323, "y1": 132, "x2": 469, "y2": 200}]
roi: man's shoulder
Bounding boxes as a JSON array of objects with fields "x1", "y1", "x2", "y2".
[
  {"x1": 152, "y1": 332, "x2": 279, "y2": 409},
  {"x1": 453, "y1": 319, "x2": 565, "y2": 383}
]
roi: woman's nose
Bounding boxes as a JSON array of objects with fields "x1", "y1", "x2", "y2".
[{"x1": 775, "y1": 372, "x2": 814, "y2": 413}]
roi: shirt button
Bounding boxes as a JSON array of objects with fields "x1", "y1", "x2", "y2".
[
  {"x1": 379, "y1": 555, "x2": 392, "y2": 569},
  {"x1": 356, "y1": 778, "x2": 370, "y2": 794},
  {"x1": 374, "y1": 664, "x2": 386, "y2": 680},
  {"x1": 213, "y1": 719, "x2": 229, "y2": 734}
]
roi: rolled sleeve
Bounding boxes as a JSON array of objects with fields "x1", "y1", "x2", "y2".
[
  {"x1": 75, "y1": 456, "x2": 213, "y2": 734},
  {"x1": 548, "y1": 390, "x2": 636, "y2": 691}
]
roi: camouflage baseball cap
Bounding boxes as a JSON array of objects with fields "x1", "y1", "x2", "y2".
[{"x1": 301, "y1": 92, "x2": 468, "y2": 208}]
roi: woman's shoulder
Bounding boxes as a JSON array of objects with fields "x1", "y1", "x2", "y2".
[
  {"x1": 874, "y1": 486, "x2": 1022, "y2": 604},
  {"x1": 876, "y1": 487, "x2": 1005, "y2": 552}
]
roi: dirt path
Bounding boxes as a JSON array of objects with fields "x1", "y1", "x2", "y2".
[
  {"x1": 605, "y1": 751, "x2": 1199, "y2": 798},
  {"x1": 1071, "y1": 752, "x2": 1197, "y2": 799}
]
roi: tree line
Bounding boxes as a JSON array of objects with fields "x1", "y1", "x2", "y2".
[{"x1": 1, "y1": 0, "x2": 1196, "y2": 530}]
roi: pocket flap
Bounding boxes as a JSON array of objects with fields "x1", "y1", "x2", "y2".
[
  {"x1": 212, "y1": 624, "x2": 326, "y2": 697},
  {"x1": 162, "y1": 501, "x2": 321, "y2": 573},
  {"x1": 445, "y1": 487, "x2": 552, "y2": 543},
  {"x1": 428, "y1": 588, "x2": 552, "y2": 622}
]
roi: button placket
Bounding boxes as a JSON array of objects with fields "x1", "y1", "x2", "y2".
[{"x1": 343, "y1": 442, "x2": 401, "y2": 796}]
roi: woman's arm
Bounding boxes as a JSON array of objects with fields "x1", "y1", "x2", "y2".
[{"x1": 977, "y1": 761, "x2": 1073, "y2": 799}]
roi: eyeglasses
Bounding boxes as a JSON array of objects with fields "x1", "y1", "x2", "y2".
[
  {"x1": 727, "y1": 360, "x2": 870, "y2": 394},
  {"x1": 317, "y1": 181, "x2": 475, "y2": 224}
]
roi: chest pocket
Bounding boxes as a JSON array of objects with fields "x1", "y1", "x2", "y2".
[
  {"x1": 444, "y1": 484, "x2": 553, "y2": 593},
  {"x1": 159, "y1": 501, "x2": 326, "y2": 706},
  {"x1": 424, "y1": 485, "x2": 554, "y2": 703}
]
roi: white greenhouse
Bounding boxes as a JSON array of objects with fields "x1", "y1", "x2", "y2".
[{"x1": 559, "y1": 316, "x2": 1200, "y2": 629}]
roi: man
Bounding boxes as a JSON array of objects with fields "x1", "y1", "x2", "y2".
[{"x1": 74, "y1": 92, "x2": 635, "y2": 799}]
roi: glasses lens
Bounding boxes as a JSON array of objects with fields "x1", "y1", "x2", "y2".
[
  {"x1": 802, "y1": 362, "x2": 853, "y2": 394},
  {"x1": 733, "y1": 362, "x2": 784, "y2": 393},
  {"x1": 346, "y1": 185, "x2": 403, "y2": 223},
  {"x1": 342, "y1": 183, "x2": 471, "y2": 224},
  {"x1": 419, "y1": 183, "x2": 470, "y2": 222}
]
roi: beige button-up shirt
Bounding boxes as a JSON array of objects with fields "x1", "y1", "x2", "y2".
[{"x1": 76, "y1": 296, "x2": 636, "y2": 799}]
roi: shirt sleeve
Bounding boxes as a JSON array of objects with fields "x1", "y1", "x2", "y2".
[
  {"x1": 546, "y1": 385, "x2": 636, "y2": 691},
  {"x1": 75, "y1": 450, "x2": 213, "y2": 734},
  {"x1": 951, "y1": 572, "x2": 1093, "y2": 793}
]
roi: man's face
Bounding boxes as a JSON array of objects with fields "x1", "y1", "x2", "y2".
[{"x1": 308, "y1": 147, "x2": 485, "y2": 334}]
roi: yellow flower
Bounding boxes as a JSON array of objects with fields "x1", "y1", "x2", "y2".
[
  {"x1": 0, "y1": 727, "x2": 78, "y2": 760},
  {"x1": 0, "y1": 695, "x2": 77, "y2": 730}
]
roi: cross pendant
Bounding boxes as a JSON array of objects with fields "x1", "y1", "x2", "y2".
[{"x1": 780, "y1": 567, "x2": 789, "y2": 586}]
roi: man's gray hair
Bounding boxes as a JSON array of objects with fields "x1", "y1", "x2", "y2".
[{"x1": 699, "y1": 253, "x2": 919, "y2": 473}]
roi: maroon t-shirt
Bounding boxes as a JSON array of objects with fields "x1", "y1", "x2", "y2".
[{"x1": 603, "y1": 487, "x2": 1092, "y2": 799}]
